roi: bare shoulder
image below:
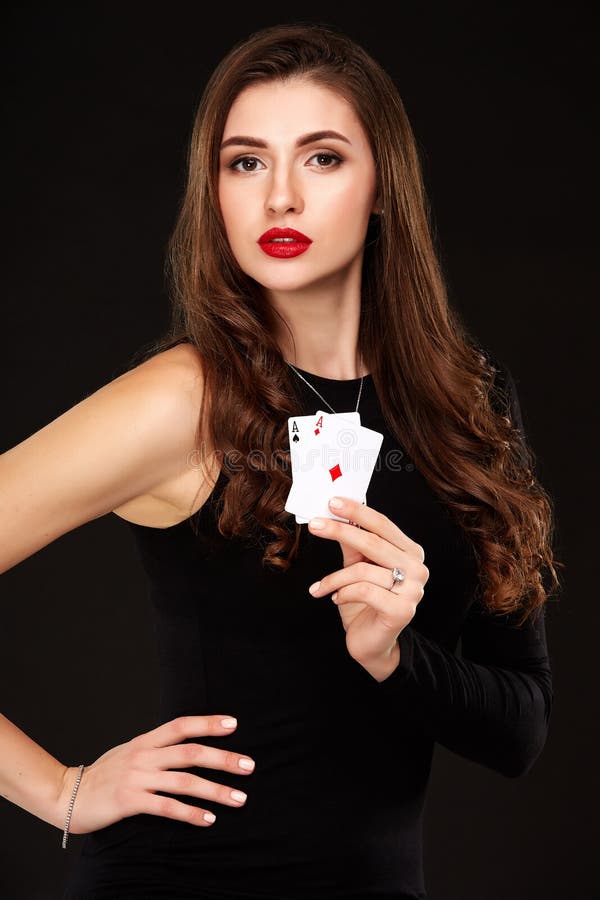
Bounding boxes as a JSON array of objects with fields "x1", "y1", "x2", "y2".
[
  {"x1": 110, "y1": 341, "x2": 218, "y2": 528},
  {"x1": 118, "y1": 340, "x2": 204, "y2": 392},
  {"x1": 0, "y1": 340, "x2": 215, "y2": 574},
  {"x1": 107, "y1": 341, "x2": 206, "y2": 445}
]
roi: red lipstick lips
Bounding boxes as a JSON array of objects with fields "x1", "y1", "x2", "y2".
[{"x1": 257, "y1": 227, "x2": 312, "y2": 259}]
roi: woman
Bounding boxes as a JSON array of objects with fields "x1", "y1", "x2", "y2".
[{"x1": 0, "y1": 22, "x2": 560, "y2": 900}]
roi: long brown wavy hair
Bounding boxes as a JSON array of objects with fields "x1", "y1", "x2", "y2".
[{"x1": 127, "y1": 22, "x2": 562, "y2": 627}]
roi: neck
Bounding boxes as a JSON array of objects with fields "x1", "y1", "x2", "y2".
[
  {"x1": 267, "y1": 265, "x2": 366, "y2": 380},
  {"x1": 287, "y1": 357, "x2": 367, "y2": 380}
]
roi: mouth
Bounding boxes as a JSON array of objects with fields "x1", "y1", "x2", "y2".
[
  {"x1": 257, "y1": 227, "x2": 312, "y2": 259},
  {"x1": 258, "y1": 227, "x2": 312, "y2": 244}
]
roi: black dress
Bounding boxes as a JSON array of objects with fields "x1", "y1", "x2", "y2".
[{"x1": 62, "y1": 357, "x2": 553, "y2": 899}]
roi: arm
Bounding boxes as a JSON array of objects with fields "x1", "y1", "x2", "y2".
[
  {"x1": 0, "y1": 713, "x2": 78, "y2": 829},
  {"x1": 0, "y1": 342, "x2": 205, "y2": 827},
  {"x1": 377, "y1": 604, "x2": 552, "y2": 778},
  {"x1": 377, "y1": 355, "x2": 553, "y2": 778}
]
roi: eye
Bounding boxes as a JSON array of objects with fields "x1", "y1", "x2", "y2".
[
  {"x1": 228, "y1": 156, "x2": 266, "y2": 173},
  {"x1": 227, "y1": 151, "x2": 344, "y2": 174},
  {"x1": 308, "y1": 152, "x2": 343, "y2": 169}
]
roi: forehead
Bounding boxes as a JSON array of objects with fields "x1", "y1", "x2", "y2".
[{"x1": 222, "y1": 77, "x2": 368, "y2": 145}]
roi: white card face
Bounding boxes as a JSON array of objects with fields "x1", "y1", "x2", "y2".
[
  {"x1": 287, "y1": 411, "x2": 362, "y2": 522},
  {"x1": 288, "y1": 410, "x2": 361, "y2": 468},
  {"x1": 287, "y1": 481, "x2": 366, "y2": 522},
  {"x1": 291, "y1": 428, "x2": 382, "y2": 521},
  {"x1": 285, "y1": 412, "x2": 383, "y2": 522}
]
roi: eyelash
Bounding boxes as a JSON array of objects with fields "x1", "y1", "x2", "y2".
[{"x1": 227, "y1": 151, "x2": 344, "y2": 173}]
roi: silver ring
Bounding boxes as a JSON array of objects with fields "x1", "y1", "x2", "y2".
[{"x1": 389, "y1": 566, "x2": 405, "y2": 591}]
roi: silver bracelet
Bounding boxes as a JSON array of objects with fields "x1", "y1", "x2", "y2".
[{"x1": 61, "y1": 764, "x2": 85, "y2": 849}]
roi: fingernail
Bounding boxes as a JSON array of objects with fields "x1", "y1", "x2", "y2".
[
  {"x1": 309, "y1": 518, "x2": 325, "y2": 528},
  {"x1": 329, "y1": 497, "x2": 344, "y2": 508},
  {"x1": 308, "y1": 581, "x2": 321, "y2": 594},
  {"x1": 221, "y1": 718, "x2": 237, "y2": 728},
  {"x1": 239, "y1": 758, "x2": 255, "y2": 770},
  {"x1": 331, "y1": 592, "x2": 338, "y2": 602}
]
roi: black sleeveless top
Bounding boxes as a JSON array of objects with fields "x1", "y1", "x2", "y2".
[{"x1": 63, "y1": 360, "x2": 553, "y2": 900}]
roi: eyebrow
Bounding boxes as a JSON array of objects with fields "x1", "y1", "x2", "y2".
[{"x1": 219, "y1": 129, "x2": 352, "y2": 151}]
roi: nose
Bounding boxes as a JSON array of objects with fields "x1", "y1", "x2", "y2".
[{"x1": 264, "y1": 162, "x2": 304, "y2": 216}]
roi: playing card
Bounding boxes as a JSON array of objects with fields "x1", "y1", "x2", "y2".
[
  {"x1": 287, "y1": 410, "x2": 362, "y2": 522},
  {"x1": 288, "y1": 410, "x2": 361, "y2": 464},
  {"x1": 285, "y1": 429, "x2": 383, "y2": 521},
  {"x1": 288, "y1": 483, "x2": 366, "y2": 522},
  {"x1": 285, "y1": 413, "x2": 382, "y2": 522}
]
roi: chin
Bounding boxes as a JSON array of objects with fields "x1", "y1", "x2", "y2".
[{"x1": 255, "y1": 259, "x2": 353, "y2": 290}]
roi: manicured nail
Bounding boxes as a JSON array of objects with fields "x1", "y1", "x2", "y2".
[
  {"x1": 239, "y1": 758, "x2": 255, "y2": 770},
  {"x1": 332, "y1": 592, "x2": 338, "y2": 602},
  {"x1": 204, "y1": 812, "x2": 216, "y2": 823},
  {"x1": 329, "y1": 497, "x2": 344, "y2": 508},
  {"x1": 221, "y1": 718, "x2": 237, "y2": 728},
  {"x1": 309, "y1": 518, "x2": 325, "y2": 528},
  {"x1": 308, "y1": 581, "x2": 321, "y2": 595}
]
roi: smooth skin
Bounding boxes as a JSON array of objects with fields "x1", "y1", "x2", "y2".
[{"x1": 57, "y1": 716, "x2": 255, "y2": 833}]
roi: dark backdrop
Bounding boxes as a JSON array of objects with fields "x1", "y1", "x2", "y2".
[{"x1": 1, "y1": 4, "x2": 595, "y2": 899}]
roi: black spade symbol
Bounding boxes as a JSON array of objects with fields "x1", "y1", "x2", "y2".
[{"x1": 293, "y1": 434, "x2": 299, "y2": 442}]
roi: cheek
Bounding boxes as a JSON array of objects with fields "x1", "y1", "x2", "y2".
[
  {"x1": 319, "y1": 194, "x2": 374, "y2": 248},
  {"x1": 218, "y1": 182, "x2": 233, "y2": 225},
  {"x1": 218, "y1": 186, "x2": 248, "y2": 248},
  {"x1": 318, "y1": 179, "x2": 375, "y2": 225}
]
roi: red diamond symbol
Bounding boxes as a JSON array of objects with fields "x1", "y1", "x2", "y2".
[
  {"x1": 329, "y1": 463, "x2": 342, "y2": 482},
  {"x1": 314, "y1": 428, "x2": 320, "y2": 436}
]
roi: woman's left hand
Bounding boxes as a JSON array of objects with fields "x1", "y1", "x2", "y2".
[{"x1": 307, "y1": 496, "x2": 429, "y2": 675}]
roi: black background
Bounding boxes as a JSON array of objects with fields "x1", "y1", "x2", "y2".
[{"x1": 1, "y1": 4, "x2": 596, "y2": 898}]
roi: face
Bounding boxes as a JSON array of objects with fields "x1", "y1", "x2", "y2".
[{"x1": 217, "y1": 77, "x2": 379, "y2": 297}]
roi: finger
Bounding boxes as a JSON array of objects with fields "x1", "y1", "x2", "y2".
[
  {"x1": 309, "y1": 560, "x2": 408, "y2": 596},
  {"x1": 151, "y1": 743, "x2": 256, "y2": 776},
  {"x1": 134, "y1": 715, "x2": 238, "y2": 749},
  {"x1": 332, "y1": 580, "x2": 407, "y2": 621},
  {"x1": 308, "y1": 515, "x2": 407, "y2": 570},
  {"x1": 138, "y1": 792, "x2": 218, "y2": 826},
  {"x1": 318, "y1": 496, "x2": 426, "y2": 562},
  {"x1": 335, "y1": 573, "x2": 427, "y2": 616},
  {"x1": 149, "y1": 770, "x2": 248, "y2": 808}
]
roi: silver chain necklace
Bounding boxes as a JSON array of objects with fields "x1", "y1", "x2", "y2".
[{"x1": 286, "y1": 362, "x2": 364, "y2": 414}]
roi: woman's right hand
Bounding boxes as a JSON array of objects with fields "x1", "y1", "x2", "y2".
[{"x1": 56, "y1": 715, "x2": 254, "y2": 834}]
